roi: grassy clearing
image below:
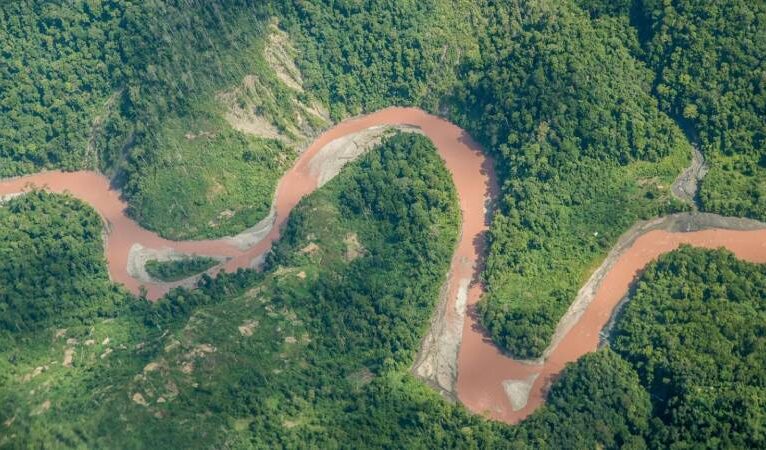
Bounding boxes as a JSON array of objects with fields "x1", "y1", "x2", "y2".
[{"x1": 128, "y1": 109, "x2": 296, "y2": 240}]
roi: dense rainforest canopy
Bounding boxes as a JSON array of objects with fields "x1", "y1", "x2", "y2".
[
  {"x1": 634, "y1": 0, "x2": 766, "y2": 220},
  {"x1": 1, "y1": 0, "x2": 765, "y2": 447},
  {"x1": 0, "y1": 191, "x2": 129, "y2": 332},
  {"x1": 2, "y1": 0, "x2": 763, "y2": 356}
]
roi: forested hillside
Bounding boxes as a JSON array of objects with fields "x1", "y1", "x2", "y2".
[
  {"x1": 448, "y1": 1, "x2": 689, "y2": 357},
  {"x1": 0, "y1": 192, "x2": 129, "y2": 333},
  {"x1": 3, "y1": 0, "x2": 763, "y2": 364},
  {"x1": 3, "y1": 2, "x2": 766, "y2": 446},
  {"x1": 612, "y1": 246, "x2": 766, "y2": 448},
  {"x1": 634, "y1": 0, "x2": 766, "y2": 220},
  {"x1": 274, "y1": 0, "x2": 482, "y2": 119},
  {"x1": 1, "y1": 1, "x2": 316, "y2": 239},
  {"x1": 581, "y1": 0, "x2": 766, "y2": 218}
]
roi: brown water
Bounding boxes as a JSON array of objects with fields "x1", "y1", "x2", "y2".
[
  {"x1": 2, "y1": 107, "x2": 765, "y2": 425},
  {"x1": 456, "y1": 227, "x2": 766, "y2": 423}
]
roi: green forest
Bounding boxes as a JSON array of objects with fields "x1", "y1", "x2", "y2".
[
  {"x1": 0, "y1": 191, "x2": 129, "y2": 333},
  {"x1": 635, "y1": 0, "x2": 766, "y2": 220},
  {"x1": 3, "y1": 0, "x2": 763, "y2": 355},
  {"x1": 448, "y1": 1, "x2": 690, "y2": 357},
  {"x1": 2, "y1": 0, "x2": 765, "y2": 447}
]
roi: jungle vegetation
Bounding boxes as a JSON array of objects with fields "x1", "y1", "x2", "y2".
[
  {"x1": 0, "y1": 191, "x2": 129, "y2": 333},
  {"x1": 448, "y1": 1, "x2": 690, "y2": 357},
  {"x1": 634, "y1": 0, "x2": 766, "y2": 220},
  {"x1": 4, "y1": 0, "x2": 762, "y2": 356},
  {"x1": 3, "y1": 1, "x2": 766, "y2": 446}
]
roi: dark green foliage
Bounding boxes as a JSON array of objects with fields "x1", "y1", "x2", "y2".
[
  {"x1": 510, "y1": 351, "x2": 651, "y2": 449},
  {"x1": 0, "y1": 2, "x2": 126, "y2": 175},
  {"x1": 325, "y1": 373, "x2": 513, "y2": 449},
  {"x1": 266, "y1": 133, "x2": 459, "y2": 370},
  {"x1": 274, "y1": 0, "x2": 479, "y2": 120},
  {"x1": 450, "y1": 1, "x2": 689, "y2": 358},
  {"x1": 575, "y1": 0, "x2": 633, "y2": 18},
  {"x1": 0, "y1": 192, "x2": 128, "y2": 332},
  {"x1": 2, "y1": 2, "x2": 765, "y2": 448},
  {"x1": 105, "y1": 1, "x2": 293, "y2": 239},
  {"x1": 0, "y1": 1, "x2": 297, "y2": 240},
  {"x1": 613, "y1": 246, "x2": 766, "y2": 448},
  {"x1": 635, "y1": 0, "x2": 766, "y2": 219},
  {"x1": 144, "y1": 257, "x2": 218, "y2": 282}
]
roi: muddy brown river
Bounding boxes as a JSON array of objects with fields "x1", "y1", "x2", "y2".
[{"x1": 2, "y1": 107, "x2": 765, "y2": 424}]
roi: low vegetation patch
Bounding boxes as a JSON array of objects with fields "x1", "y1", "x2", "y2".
[{"x1": 145, "y1": 256, "x2": 218, "y2": 282}]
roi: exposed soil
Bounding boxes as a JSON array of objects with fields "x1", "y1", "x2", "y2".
[
  {"x1": 343, "y1": 233, "x2": 364, "y2": 261},
  {"x1": 63, "y1": 348, "x2": 75, "y2": 368},
  {"x1": 0, "y1": 192, "x2": 23, "y2": 203},
  {"x1": 218, "y1": 23, "x2": 328, "y2": 147},
  {"x1": 219, "y1": 79, "x2": 285, "y2": 141},
  {"x1": 264, "y1": 21, "x2": 304, "y2": 92},
  {"x1": 238, "y1": 320, "x2": 259, "y2": 337}
]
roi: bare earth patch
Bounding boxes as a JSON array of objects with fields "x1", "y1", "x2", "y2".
[
  {"x1": 264, "y1": 21, "x2": 304, "y2": 92},
  {"x1": 299, "y1": 242, "x2": 320, "y2": 255},
  {"x1": 31, "y1": 400, "x2": 51, "y2": 416},
  {"x1": 238, "y1": 320, "x2": 259, "y2": 337},
  {"x1": 282, "y1": 419, "x2": 299, "y2": 429},
  {"x1": 131, "y1": 393, "x2": 148, "y2": 407},
  {"x1": 343, "y1": 232, "x2": 364, "y2": 261},
  {"x1": 180, "y1": 362, "x2": 194, "y2": 374},
  {"x1": 143, "y1": 362, "x2": 162, "y2": 373},
  {"x1": 218, "y1": 21, "x2": 328, "y2": 147},
  {"x1": 63, "y1": 348, "x2": 75, "y2": 368},
  {"x1": 221, "y1": 92, "x2": 286, "y2": 141}
]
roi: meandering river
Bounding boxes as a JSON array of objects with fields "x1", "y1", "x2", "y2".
[{"x1": 2, "y1": 107, "x2": 765, "y2": 424}]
